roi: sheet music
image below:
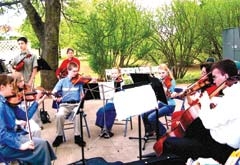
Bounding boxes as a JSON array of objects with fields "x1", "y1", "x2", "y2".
[
  {"x1": 98, "y1": 82, "x2": 115, "y2": 100},
  {"x1": 113, "y1": 84, "x2": 158, "y2": 120}
]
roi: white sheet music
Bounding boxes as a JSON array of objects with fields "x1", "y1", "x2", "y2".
[
  {"x1": 113, "y1": 84, "x2": 158, "y2": 120},
  {"x1": 98, "y1": 82, "x2": 115, "y2": 100}
]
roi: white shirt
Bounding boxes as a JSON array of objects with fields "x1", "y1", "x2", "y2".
[{"x1": 199, "y1": 82, "x2": 240, "y2": 149}]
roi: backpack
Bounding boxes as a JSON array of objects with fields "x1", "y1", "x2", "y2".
[{"x1": 40, "y1": 108, "x2": 51, "y2": 124}]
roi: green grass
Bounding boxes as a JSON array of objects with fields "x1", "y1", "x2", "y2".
[{"x1": 176, "y1": 71, "x2": 200, "y2": 84}]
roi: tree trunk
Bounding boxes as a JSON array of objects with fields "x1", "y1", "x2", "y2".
[
  {"x1": 21, "y1": 0, "x2": 61, "y2": 90},
  {"x1": 41, "y1": 0, "x2": 61, "y2": 90}
]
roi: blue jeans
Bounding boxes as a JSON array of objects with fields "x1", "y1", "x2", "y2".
[
  {"x1": 95, "y1": 102, "x2": 116, "y2": 131},
  {"x1": 142, "y1": 102, "x2": 175, "y2": 136}
]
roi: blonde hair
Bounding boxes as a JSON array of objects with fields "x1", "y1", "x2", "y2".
[
  {"x1": 158, "y1": 64, "x2": 174, "y2": 80},
  {"x1": 11, "y1": 72, "x2": 24, "y2": 93}
]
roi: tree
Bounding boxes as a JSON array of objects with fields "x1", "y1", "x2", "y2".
[
  {"x1": 152, "y1": 1, "x2": 203, "y2": 79},
  {"x1": 199, "y1": 0, "x2": 240, "y2": 60},
  {"x1": 65, "y1": 0, "x2": 156, "y2": 79},
  {"x1": 0, "y1": 0, "x2": 61, "y2": 89}
]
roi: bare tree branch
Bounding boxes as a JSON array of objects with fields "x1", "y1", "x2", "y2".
[{"x1": 0, "y1": 1, "x2": 20, "y2": 7}]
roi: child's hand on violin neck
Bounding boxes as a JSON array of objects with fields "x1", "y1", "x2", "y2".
[{"x1": 35, "y1": 91, "x2": 47, "y2": 104}]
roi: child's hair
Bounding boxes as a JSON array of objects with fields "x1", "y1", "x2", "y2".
[
  {"x1": 67, "y1": 62, "x2": 79, "y2": 71},
  {"x1": 211, "y1": 59, "x2": 237, "y2": 78},
  {"x1": 158, "y1": 64, "x2": 174, "y2": 80},
  {"x1": 0, "y1": 74, "x2": 14, "y2": 86},
  {"x1": 17, "y1": 37, "x2": 28, "y2": 43},
  {"x1": 11, "y1": 72, "x2": 24, "y2": 93},
  {"x1": 66, "y1": 48, "x2": 74, "y2": 53},
  {"x1": 11, "y1": 72, "x2": 23, "y2": 84}
]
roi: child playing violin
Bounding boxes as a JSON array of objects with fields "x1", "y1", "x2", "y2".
[
  {"x1": 142, "y1": 64, "x2": 177, "y2": 137},
  {"x1": 9, "y1": 71, "x2": 42, "y2": 138},
  {"x1": 51, "y1": 62, "x2": 86, "y2": 147},
  {"x1": 0, "y1": 74, "x2": 56, "y2": 164},
  {"x1": 95, "y1": 67, "x2": 123, "y2": 138}
]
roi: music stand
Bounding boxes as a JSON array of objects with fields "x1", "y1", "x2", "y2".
[
  {"x1": 114, "y1": 83, "x2": 158, "y2": 160},
  {"x1": 124, "y1": 74, "x2": 168, "y2": 158},
  {"x1": 83, "y1": 83, "x2": 101, "y2": 100},
  {"x1": 37, "y1": 57, "x2": 52, "y2": 71}
]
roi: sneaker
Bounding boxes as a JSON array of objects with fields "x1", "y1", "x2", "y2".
[
  {"x1": 74, "y1": 136, "x2": 86, "y2": 147},
  {"x1": 52, "y1": 136, "x2": 63, "y2": 147}
]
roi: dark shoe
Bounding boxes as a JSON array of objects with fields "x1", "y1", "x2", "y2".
[
  {"x1": 103, "y1": 131, "x2": 114, "y2": 139},
  {"x1": 145, "y1": 131, "x2": 155, "y2": 138},
  {"x1": 74, "y1": 136, "x2": 86, "y2": 147},
  {"x1": 52, "y1": 136, "x2": 63, "y2": 147}
]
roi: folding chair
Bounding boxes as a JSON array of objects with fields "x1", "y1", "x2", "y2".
[
  {"x1": 114, "y1": 116, "x2": 133, "y2": 137},
  {"x1": 60, "y1": 99, "x2": 91, "y2": 142}
]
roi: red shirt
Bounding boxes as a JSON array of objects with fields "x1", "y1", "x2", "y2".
[{"x1": 55, "y1": 57, "x2": 80, "y2": 78}]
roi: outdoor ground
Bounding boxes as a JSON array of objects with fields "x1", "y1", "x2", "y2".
[{"x1": 39, "y1": 87, "x2": 186, "y2": 165}]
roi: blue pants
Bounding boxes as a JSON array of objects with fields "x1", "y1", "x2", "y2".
[
  {"x1": 0, "y1": 136, "x2": 56, "y2": 165},
  {"x1": 95, "y1": 103, "x2": 116, "y2": 131},
  {"x1": 142, "y1": 102, "x2": 175, "y2": 136}
]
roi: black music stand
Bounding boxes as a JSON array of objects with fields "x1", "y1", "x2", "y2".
[
  {"x1": 37, "y1": 57, "x2": 52, "y2": 71},
  {"x1": 68, "y1": 83, "x2": 100, "y2": 165},
  {"x1": 127, "y1": 74, "x2": 168, "y2": 159},
  {"x1": 113, "y1": 82, "x2": 158, "y2": 160}
]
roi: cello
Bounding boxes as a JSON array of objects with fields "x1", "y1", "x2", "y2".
[{"x1": 153, "y1": 75, "x2": 239, "y2": 156}]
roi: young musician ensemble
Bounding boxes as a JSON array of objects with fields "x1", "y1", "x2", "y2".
[
  {"x1": 52, "y1": 62, "x2": 86, "y2": 147},
  {"x1": 11, "y1": 37, "x2": 38, "y2": 87},
  {"x1": 142, "y1": 64, "x2": 177, "y2": 137},
  {"x1": 0, "y1": 74, "x2": 56, "y2": 164},
  {"x1": 154, "y1": 59, "x2": 240, "y2": 164},
  {"x1": 95, "y1": 68, "x2": 123, "y2": 138},
  {"x1": 55, "y1": 48, "x2": 80, "y2": 79}
]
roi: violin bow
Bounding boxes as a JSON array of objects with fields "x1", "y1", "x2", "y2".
[{"x1": 22, "y1": 89, "x2": 33, "y2": 141}]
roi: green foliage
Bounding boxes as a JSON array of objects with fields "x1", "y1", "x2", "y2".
[
  {"x1": 13, "y1": 0, "x2": 240, "y2": 81},
  {"x1": 65, "y1": 0, "x2": 156, "y2": 79},
  {"x1": 19, "y1": 19, "x2": 40, "y2": 49}
]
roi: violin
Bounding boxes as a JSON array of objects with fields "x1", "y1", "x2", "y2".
[
  {"x1": 153, "y1": 75, "x2": 239, "y2": 156},
  {"x1": 175, "y1": 73, "x2": 211, "y2": 99},
  {"x1": 114, "y1": 75, "x2": 123, "y2": 83},
  {"x1": 164, "y1": 76, "x2": 172, "y2": 89},
  {"x1": 71, "y1": 74, "x2": 92, "y2": 85},
  {"x1": 7, "y1": 85, "x2": 52, "y2": 106},
  {"x1": 13, "y1": 54, "x2": 32, "y2": 71},
  {"x1": 114, "y1": 75, "x2": 123, "y2": 92},
  {"x1": 162, "y1": 76, "x2": 173, "y2": 98}
]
